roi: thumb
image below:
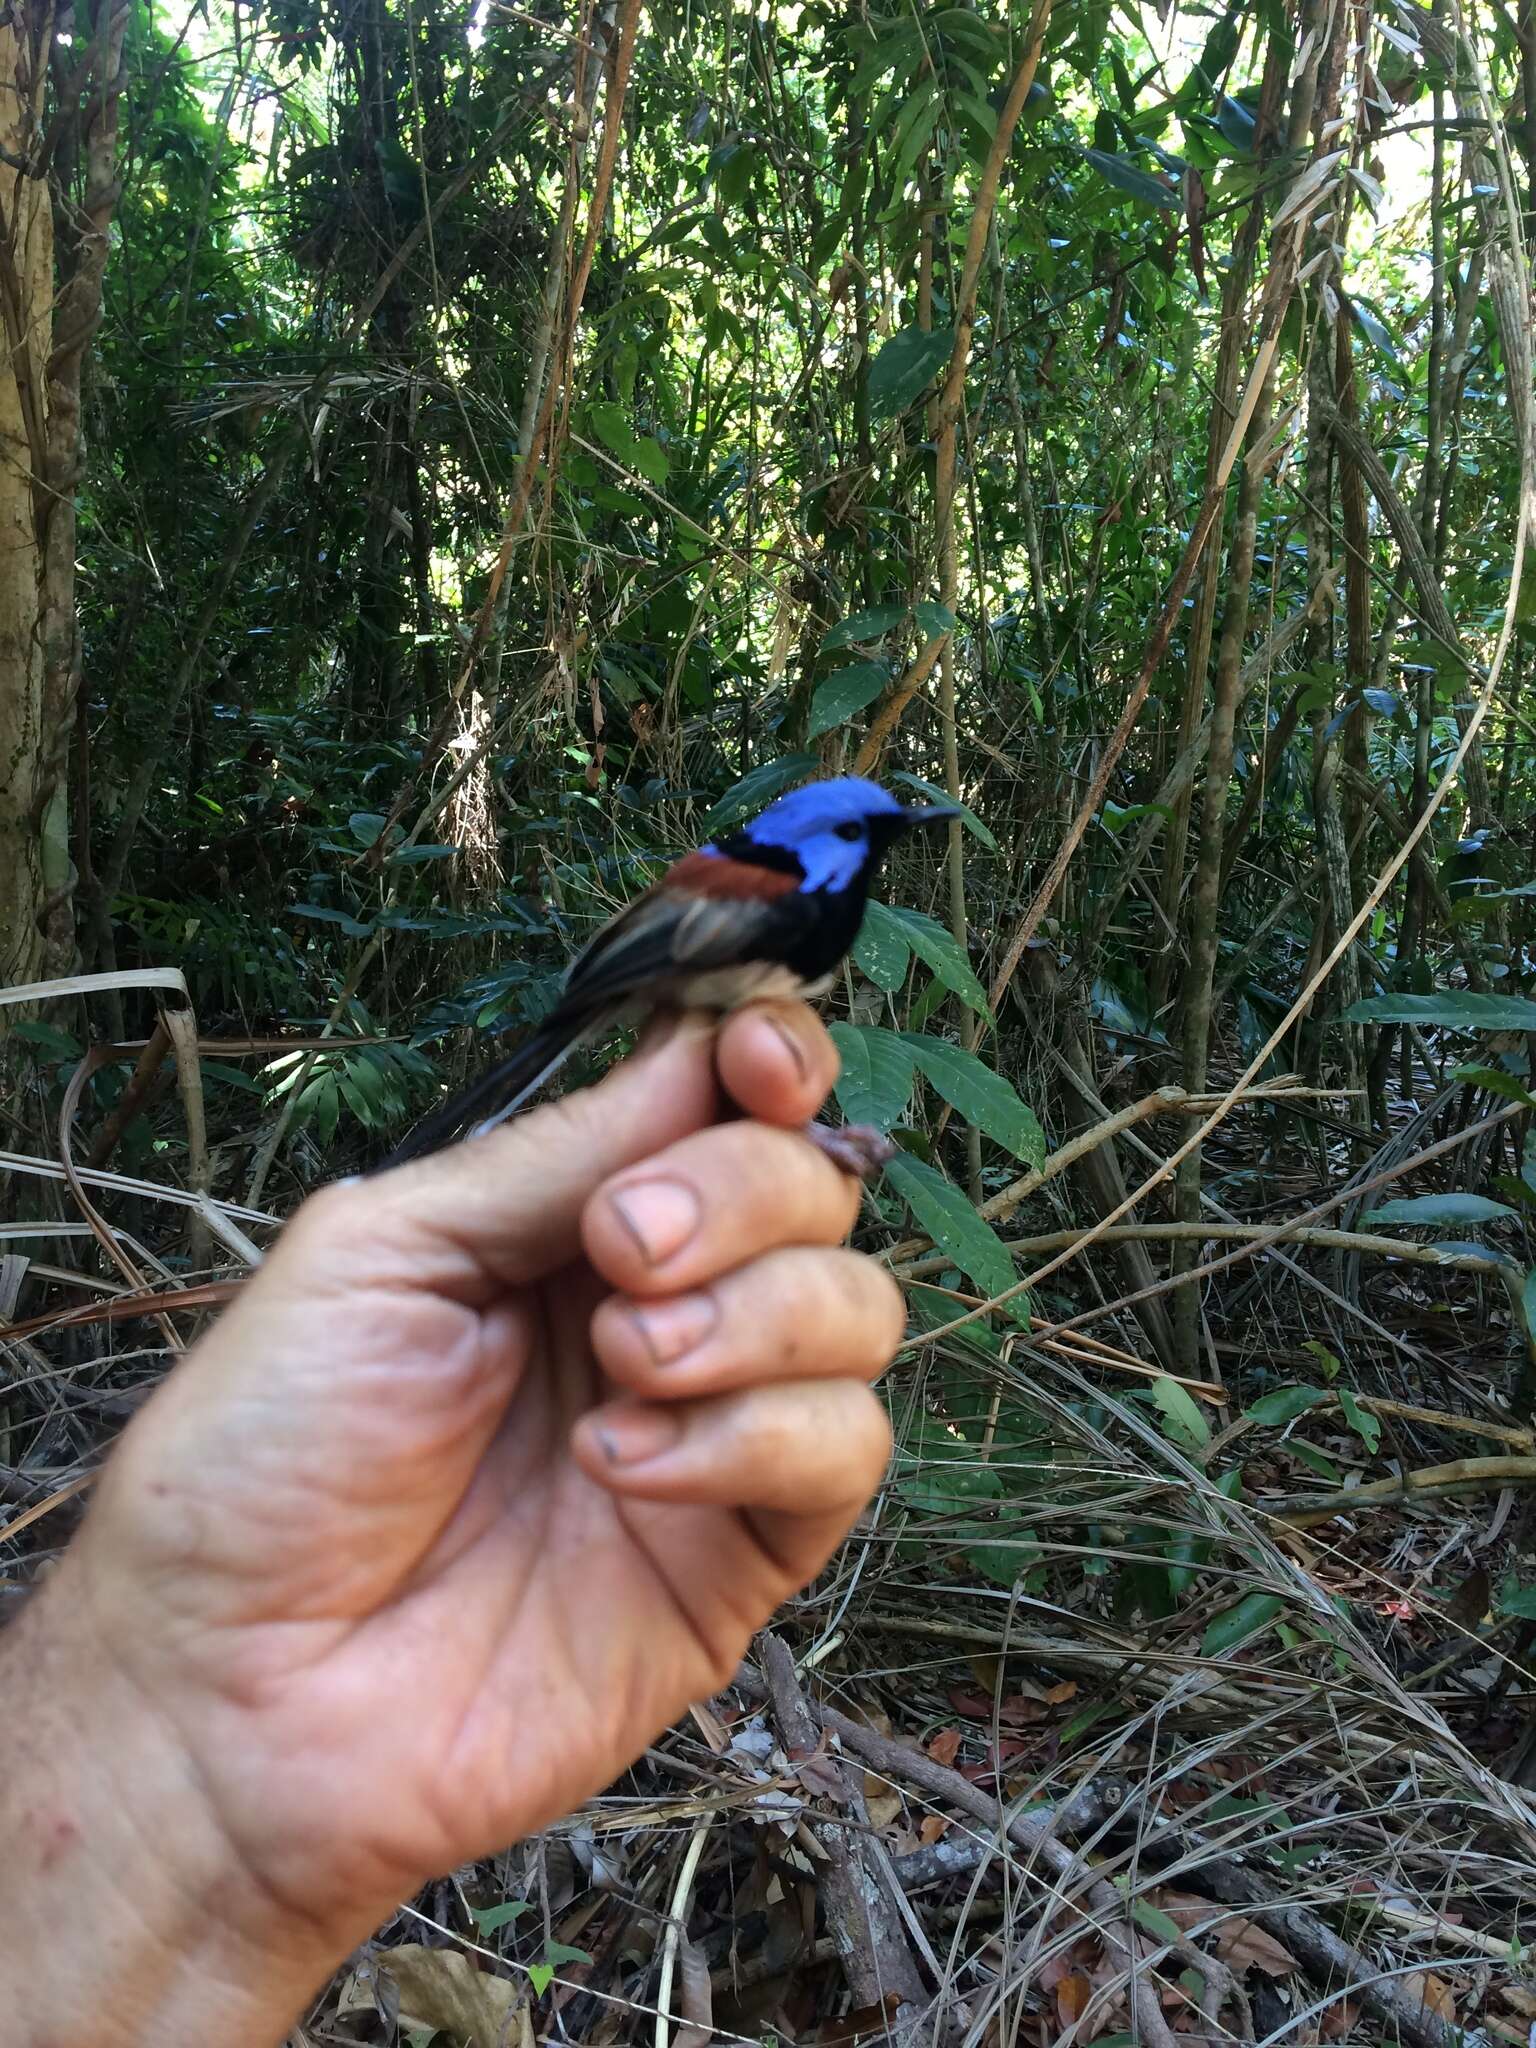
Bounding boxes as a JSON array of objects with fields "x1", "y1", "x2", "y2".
[{"x1": 275, "y1": 1011, "x2": 724, "y2": 1304}]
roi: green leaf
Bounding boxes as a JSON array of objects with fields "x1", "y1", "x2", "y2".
[
  {"x1": 1150, "y1": 1374, "x2": 1211, "y2": 1451},
  {"x1": 383, "y1": 843, "x2": 460, "y2": 864},
  {"x1": 903, "y1": 1035, "x2": 1045, "y2": 1164},
  {"x1": 889, "y1": 906, "x2": 992, "y2": 1019},
  {"x1": 914, "y1": 601, "x2": 955, "y2": 642},
  {"x1": 1362, "y1": 1193, "x2": 1517, "y2": 1227},
  {"x1": 1497, "y1": 1575, "x2": 1536, "y2": 1621},
  {"x1": 1081, "y1": 147, "x2": 1178, "y2": 208},
  {"x1": 1454, "y1": 1066, "x2": 1536, "y2": 1108},
  {"x1": 884, "y1": 1152, "x2": 1020, "y2": 1308},
  {"x1": 1291, "y1": 1441, "x2": 1343, "y2": 1483},
  {"x1": 888, "y1": 770, "x2": 997, "y2": 850},
  {"x1": 1346, "y1": 992, "x2": 1536, "y2": 1031},
  {"x1": 292, "y1": 902, "x2": 375, "y2": 938},
  {"x1": 1201, "y1": 1593, "x2": 1285, "y2": 1658},
  {"x1": 543, "y1": 1942, "x2": 593, "y2": 1967},
  {"x1": 1338, "y1": 1389, "x2": 1381, "y2": 1455},
  {"x1": 527, "y1": 1962, "x2": 554, "y2": 1997},
  {"x1": 472, "y1": 1900, "x2": 532, "y2": 1934},
  {"x1": 1244, "y1": 1385, "x2": 1326, "y2": 1427},
  {"x1": 806, "y1": 660, "x2": 890, "y2": 739},
  {"x1": 868, "y1": 324, "x2": 954, "y2": 418},
  {"x1": 852, "y1": 898, "x2": 912, "y2": 990},
  {"x1": 699, "y1": 754, "x2": 817, "y2": 835},
  {"x1": 629, "y1": 436, "x2": 669, "y2": 484},
  {"x1": 589, "y1": 400, "x2": 636, "y2": 458},
  {"x1": 829, "y1": 1022, "x2": 915, "y2": 1131},
  {"x1": 822, "y1": 604, "x2": 906, "y2": 652},
  {"x1": 348, "y1": 810, "x2": 388, "y2": 848}
]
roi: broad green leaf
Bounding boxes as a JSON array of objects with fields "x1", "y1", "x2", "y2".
[
  {"x1": 1362, "y1": 1193, "x2": 1517, "y2": 1227},
  {"x1": 822, "y1": 604, "x2": 906, "y2": 652},
  {"x1": 629, "y1": 436, "x2": 669, "y2": 484},
  {"x1": 348, "y1": 810, "x2": 387, "y2": 847},
  {"x1": 889, "y1": 769, "x2": 998, "y2": 850},
  {"x1": 699, "y1": 754, "x2": 817, "y2": 835},
  {"x1": 292, "y1": 902, "x2": 375, "y2": 938},
  {"x1": 1346, "y1": 992, "x2": 1536, "y2": 1031},
  {"x1": 868, "y1": 324, "x2": 954, "y2": 417},
  {"x1": 1201, "y1": 1593, "x2": 1284, "y2": 1658},
  {"x1": 1081, "y1": 147, "x2": 1178, "y2": 209},
  {"x1": 384, "y1": 843, "x2": 460, "y2": 864},
  {"x1": 1338, "y1": 1389, "x2": 1381, "y2": 1454},
  {"x1": 543, "y1": 1942, "x2": 593, "y2": 1967},
  {"x1": 889, "y1": 906, "x2": 992, "y2": 1019},
  {"x1": 527, "y1": 1963, "x2": 554, "y2": 1997},
  {"x1": 914, "y1": 600, "x2": 955, "y2": 642},
  {"x1": 903, "y1": 1034, "x2": 1045, "y2": 1164},
  {"x1": 1453, "y1": 1066, "x2": 1536, "y2": 1108},
  {"x1": 1244, "y1": 1385, "x2": 1326, "y2": 1427},
  {"x1": 806, "y1": 660, "x2": 890, "y2": 739},
  {"x1": 852, "y1": 898, "x2": 913, "y2": 990},
  {"x1": 472, "y1": 1900, "x2": 532, "y2": 1934},
  {"x1": 884, "y1": 1152, "x2": 1021, "y2": 1309},
  {"x1": 829, "y1": 1022, "x2": 915, "y2": 1131},
  {"x1": 588, "y1": 400, "x2": 635, "y2": 458},
  {"x1": 1150, "y1": 1374, "x2": 1211, "y2": 1451},
  {"x1": 1292, "y1": 1441, "x2": 1343, "y2": 1483},
  {"x1": 1497, "y1": 1576, "x2": 1536, "y2": 1621}
]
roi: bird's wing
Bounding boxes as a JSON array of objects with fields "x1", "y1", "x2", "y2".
[{"x1": 561, "y1": 855, "x2": 798, "y2": 1012}]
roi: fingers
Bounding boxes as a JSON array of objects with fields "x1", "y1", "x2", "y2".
[
  {"x1": 714, "y1": 1002, "x2": 839, "y2": 1127},
  {"x1": 275, "y1": 1013, "x2": 725, "y2": 1303},
  {"x1": 570, "y1": 1379, "x2": 893, "y2": 1521},
  {"x1": 581, "y1": 1121, "x2": 861, "y2": 1299},
  {"x1": 591, "y1": 1247, "x2": 904, "y2": 1397}
]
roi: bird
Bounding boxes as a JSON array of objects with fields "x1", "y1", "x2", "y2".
[{"x1": 374, "y1": 775, "x2": 956, "y2": 1174}]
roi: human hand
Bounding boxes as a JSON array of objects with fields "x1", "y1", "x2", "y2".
[{"x1": 3, "y1": 1003, "x2": 901, "y2": 2044}]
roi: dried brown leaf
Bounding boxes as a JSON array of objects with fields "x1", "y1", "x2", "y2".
[
  {"x1": 926, "y1": 1727, "x2": 962, "y2": 1768},
  {"x1": 1403, "y1": 1972, "x2": 1456, "y2": 2023},
  {"x1": 672, "y1": 1933, "x2": 714, "y2": 2048},
  {"x1": 362, "y1": 1943, "x2": 519, "y2": 2048},
  {"x1": 1213, "y1": 1916, "x2": 1297, "y2": 1977}
]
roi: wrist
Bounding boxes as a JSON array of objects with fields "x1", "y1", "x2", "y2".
[{"x1": 0, "y1": 1579, "x2": 343, "y2": 2048}]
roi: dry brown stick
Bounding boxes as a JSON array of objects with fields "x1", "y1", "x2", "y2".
[
  {"x1": 880, "y1": 1080, "x2": 1318, "y2": 1266},
  {"x1": 369, "y1": 0, "x2": 644, "y2": 859},
  {"x1": 764, "y1": 1678, "x2": 1183, "y2": 2048},
  {"x1": 85, "y1": 1017, "x2": 170, "y2": 1168},
  {"x1": 896, "y1": 1219, "x2": 1526, "y2": 1283},
  {"x1": 758, "y1": 1633, "x2": 928, "y2": 2018},
  {"x1": 1269, "y1": 1455, "x2": 1536, "y2": 1527},
  {"x1": 852, "y1": 0, "x2": 1053, "y2": 776}
]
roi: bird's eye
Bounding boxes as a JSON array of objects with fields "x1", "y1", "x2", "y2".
[{"x1": 833, "y1": 821, "x2": 864, "y2": 842}]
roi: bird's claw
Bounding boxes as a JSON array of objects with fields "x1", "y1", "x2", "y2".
[{"x1": 802, "y1": 1120, "x2": 897, "y2": 1179}]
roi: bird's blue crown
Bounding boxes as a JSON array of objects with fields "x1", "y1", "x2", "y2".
[{"x1": 716, "y1": 775, "x2": 942, "y2": 893}]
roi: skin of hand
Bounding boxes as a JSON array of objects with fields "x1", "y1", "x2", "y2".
[{"x1": 0, "y1": 1002, "x2": 903, "y2": 2046}]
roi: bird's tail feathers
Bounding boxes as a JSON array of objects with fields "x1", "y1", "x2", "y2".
[{"x1": 370, "y1": 1009, "x2": 603, "y2": 1172}]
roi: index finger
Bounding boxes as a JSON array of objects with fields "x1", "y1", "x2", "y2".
[{"x1": 713, "y1": 1001, "x2": 840, "y2": 1127}]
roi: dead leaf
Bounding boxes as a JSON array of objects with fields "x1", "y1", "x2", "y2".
[
  {"x1": 1214, "y1": 1916, "x2": 1298, "y2": 1977},
  {"x1": 1055, "y1": 1973, "x2": 1092, "y2": 2028},
  {"x1": 1500, "y1": 1987, "x2": 1536, "y2": 2019},
  {"x1": 864, "y1": 1780, "x2": 903, "y2": 1830},
  {"x1": 689, "y1": 1700, "x2": 729, "y2": 1753},
  {"x1": 1318, "y1": 1996, "x2": 1358, "y2": 2039},
  {"x1": 363, "y1": 1943, "x2": 519, "y2": 2048},
  {"x1": 918, "y1": 1813, "x2": 952, "y2": 1846},
  {"x1": 927, "y1": 1728, "x2": 962, "y2": 1768},
  {"x1": 1403, "y1": 1973, "x2": 1456, "y2": 2023},
  {"x1": 1042, "y1": 1680, "x2": 1078, "y2": 1705},
  {"x1": 673, "y1": 1933, "x2": 714, "y2": 2048}
]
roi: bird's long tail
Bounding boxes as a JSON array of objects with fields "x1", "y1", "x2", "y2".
[{"x1": 370, "y1": 1009, "x2": 605, "y2": 1172}]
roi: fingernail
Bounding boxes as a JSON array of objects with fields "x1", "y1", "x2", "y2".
[
  {"x1": 628, "y1": 1292, "x2": 718, "y2": 1366},
  {"x1": 609, "y1": 1179, "x2": 700, "y2": 1265},
  {"x1": 765, "y1": 1013, "x2": 810, "y2": 1082},
  {"x1": 593, "y1": 1405, "x2": 683, "y2": 1466}
]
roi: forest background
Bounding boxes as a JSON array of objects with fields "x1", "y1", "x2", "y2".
[{"x1": 4, "y1": 0, "x2": 1536, "y2": 2039}]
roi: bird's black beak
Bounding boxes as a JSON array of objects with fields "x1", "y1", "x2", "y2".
[{"x1": 897, "y1": 802, "x2": 961, "y2": 829}]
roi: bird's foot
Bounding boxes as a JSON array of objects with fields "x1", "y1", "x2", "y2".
[{"x1": 802, "y1": 1120, "x2": 897, "y2": 1179}]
